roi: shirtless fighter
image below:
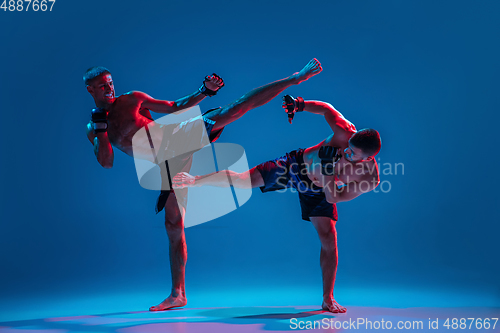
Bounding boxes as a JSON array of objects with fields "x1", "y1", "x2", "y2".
[
  {"x1": 173, "y1": 95, "x2": 382, "y2": 313},
  {"x1": 84, "y1": 59, "x2": 323, "y2": 311}
]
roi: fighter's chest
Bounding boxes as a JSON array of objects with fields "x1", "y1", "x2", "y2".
[{"x1": 107, "y1": 105, "x2": 151, "y2": 141}]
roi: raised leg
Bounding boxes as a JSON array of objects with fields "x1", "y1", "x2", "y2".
[
  {"x1": 172, "y1": 166, "x2": 265, "y2": 189},
  {"x1": 207, "y1": 58, "x2": 322, "y2": 131},
  {"x1": 149, "y1": 189, "x2": 189, "y2": 311},
  {"x1": 310, "y1": 216, "x2": 347, "y2": 313}
]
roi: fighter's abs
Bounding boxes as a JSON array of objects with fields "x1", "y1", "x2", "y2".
[{"x1": 106, "y1": 96, "x2": 153, "y2": 154}]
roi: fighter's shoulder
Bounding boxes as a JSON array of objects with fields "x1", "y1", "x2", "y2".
[
  {"x1": 120, "y1": 91, "x2": 150, "y2": 101},
  {"x1": 336, "y1": 120, "x2": 357, "y2": 140},
  {"x1": 110, "y1": 92, "x2": 148, "y2": 108}
]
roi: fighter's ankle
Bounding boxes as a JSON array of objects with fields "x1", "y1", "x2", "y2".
[
  {"x1": 171, "y1": 288, "x2": 186, "y2": 297},
  {"x1": 288, "y1": 73, "x2": 300, "y2": 84}
]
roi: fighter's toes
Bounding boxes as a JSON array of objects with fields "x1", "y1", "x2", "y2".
[
  {"x1": 322, "y1": 299, "x2": 347, "y2": 313},
  {"x1": 311, "y1": 59, "x2": 322, "y2": 72},
  {"x1": 309, "y1": 58, "x2": 321, "y2": 67}
]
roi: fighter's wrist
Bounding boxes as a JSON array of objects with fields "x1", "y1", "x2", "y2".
[
  {"x1": 199, "y1": 73, "x2": 224, "y2": 97},
  {"x1": 290, "y1": 73, "x2": 302, "y2": 85},
  {"x1": 199, "y1": 84, "x2": 217, "y2": 97},
  {"x1": 93, "y1": 122, "x2": 108, "y2": 134},
  {"x1": 95, "y1": 132, "x2": 108, "y2": 139},
  {"x1": 296, "y1": 96, "x2": 305, "y2": 112}
]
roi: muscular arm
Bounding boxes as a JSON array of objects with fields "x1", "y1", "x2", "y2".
[
  {"x1": 323, "y1": 174, "x2": 379, "y2": 204},
  {"x1": 130, "y1": 90, "x2": 206, "y2": 114},
  {"x1": 86, "y1": 122, "x2": 114, "y2": 169},
  {"x1": 303, "y1": 100, "x2": 357, "y2": 138}
]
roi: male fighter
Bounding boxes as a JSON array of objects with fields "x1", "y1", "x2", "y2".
[
  {"x1": 84, "y1": 59, "x2": 323, "y2": 311},
  {"x1": 173, "y1": 95, "x2": 382, "y2": 313}
]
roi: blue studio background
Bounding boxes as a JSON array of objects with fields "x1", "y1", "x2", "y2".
[{"x1": 1, "y1": 0, "x2": 499, "y2": 320}]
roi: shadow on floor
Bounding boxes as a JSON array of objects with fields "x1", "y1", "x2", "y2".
[{"x1": 1, "y1": 305, "x2": 499, "y2": 333}]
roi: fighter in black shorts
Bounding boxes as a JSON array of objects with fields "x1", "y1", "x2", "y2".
[{"x1": 173, "y1": 94, "x2": 382, "y2": 313}]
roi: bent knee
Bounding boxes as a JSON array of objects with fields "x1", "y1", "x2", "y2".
[{"x1": 316, "y1": 224, "x2": 336, "y2": 238}]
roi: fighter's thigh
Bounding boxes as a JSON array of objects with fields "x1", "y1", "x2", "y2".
[
  {"x1": 249, "y1": 166, "x2": 265, "y2": 188},
  {"x1": 204, "y1": 103, "x2": 247, "y2": 131},
  {"x1": 164, "y1": 189, "x2": 187, "y2": 227}
]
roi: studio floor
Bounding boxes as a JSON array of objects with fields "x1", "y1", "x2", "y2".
[{"x1": 1, "y1": 286, "x2": 498, "y2": 333}]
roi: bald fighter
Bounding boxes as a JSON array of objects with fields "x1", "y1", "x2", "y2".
[{"x1": 84, "y1": 59, "x2": 323, "y2": 311}]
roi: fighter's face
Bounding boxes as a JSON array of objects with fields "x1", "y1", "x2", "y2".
[
  {"x1": 87, "y1": 74, "x2": 115, "y2": 105},
  {"x1": 344, "y1": 141, "x2": 371, "y2": 163}
]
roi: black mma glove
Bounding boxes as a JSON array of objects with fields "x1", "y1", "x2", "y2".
[
  {"x1": 199, "y1": 73, "x2": 225, "y2": 96},
  {"x1": 282, "y1": 95, "x2": 305, "y2": 124},
  {"x1": 91, "y1": 107, "x2": 108, "y2": 134},
  {"x1": 318, "y1": 146, "x2": 341, "y2": 176}
]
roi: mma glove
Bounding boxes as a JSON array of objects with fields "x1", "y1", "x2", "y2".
[
  {"x1": 318, "y1": 146, "x2": 342, "y2": 176},
  {"x1": 282, "y1": 95, "x2": 305, "y2": 124},
  {"x1": 199, "y1": 73, "x2": 225, "y2": 96},
  {"x1": 91, "y1": 107, "x2": 108, "y2": 134}
]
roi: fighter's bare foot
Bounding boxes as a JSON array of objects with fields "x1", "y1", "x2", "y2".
[
  {"x1": 294, "y1": 58, "x2": 323, "y2": 83},
  {"x1": 149, "y1": 294, "x2": 187, "y2": 311},
  {"x1": 322, "y1": 298, "x2": 347, "y2": 313}
]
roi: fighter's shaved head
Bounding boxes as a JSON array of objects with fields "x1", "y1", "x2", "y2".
[
  {"x1": 350, "y1": 128, "x2": 381, "y2": 157},
  {"x1": 83, "y1": 66, "x2": 111, "y2": 86}
]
